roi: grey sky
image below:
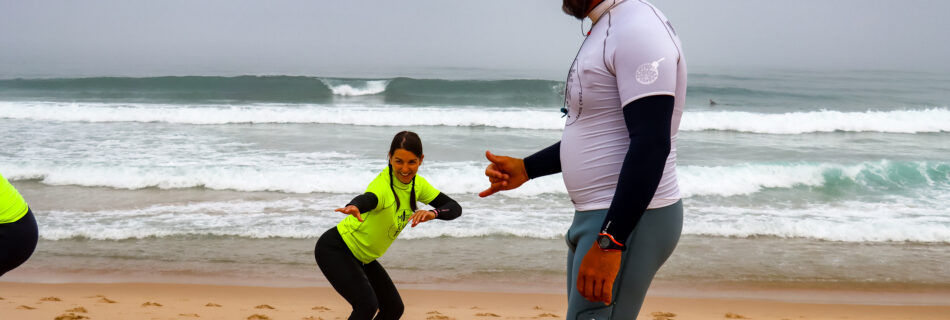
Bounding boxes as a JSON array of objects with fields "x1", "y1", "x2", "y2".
[{"x1": 1, "y1": 0, "x2": 948, "y2": 79}]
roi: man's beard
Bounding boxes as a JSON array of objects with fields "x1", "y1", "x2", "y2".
[{"x1": 562, "y1": 0, "x2": 592, "y2": 19}]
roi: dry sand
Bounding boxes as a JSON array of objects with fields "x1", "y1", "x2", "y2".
[{"x1": 2, "y1": 282, "x2": 949, "y2": 320}]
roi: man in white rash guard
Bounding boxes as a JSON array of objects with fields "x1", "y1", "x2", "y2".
[{"x1": 480, "y1": 0, "x2": 687, "y2": 319}]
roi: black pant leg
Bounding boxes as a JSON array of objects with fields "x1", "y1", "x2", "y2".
[
  {"x1": 314, "y1": 227, "x2": 379, "y2": 320},
  {"x1": 0, "y1": 209, "x2": 38, "y2": 277},
  {"x1": 363, "y1": 260, "x2": 404, "y2": 320}
]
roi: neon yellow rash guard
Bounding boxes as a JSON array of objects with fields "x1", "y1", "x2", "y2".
[
  {"x1": 0, "y1": 173, "x2": 29, "y2": 224},
  {"x1": 337, "y1": 167, "x2": 440, "y2": 264}
]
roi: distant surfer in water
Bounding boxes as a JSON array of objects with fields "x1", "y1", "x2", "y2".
[{"x1": 314, "y1": 131, "x2": 462, "y2": 320}]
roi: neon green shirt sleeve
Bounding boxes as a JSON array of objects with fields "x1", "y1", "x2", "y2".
[
  {"x1": 413, "y1": 175, "x2": 440, "y2": 205},
  {"x1": 364, "y1": 173, "x2": 393, "y2": 211}
]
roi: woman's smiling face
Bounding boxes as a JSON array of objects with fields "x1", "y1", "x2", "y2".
[{"x1": 389, "y1": 148, "x2": 422, "y2": 184}]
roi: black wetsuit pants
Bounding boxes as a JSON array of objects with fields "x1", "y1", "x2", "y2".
[
  {"x1": 0, "y1": 208, "x2": 38, "y2": 277},
  {"x1": 315, "y1": 227, "x2": 403, "y2": 320}
]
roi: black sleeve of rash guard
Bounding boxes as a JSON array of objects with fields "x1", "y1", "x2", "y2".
[
  {"x1": 346, "y1": 192, "x2": 378, "y2": 214},
  {"x1": 524, "y1": 141, "x2": 562, "y2": 179},
  {"x1": 427, "y1": 192, "x2": 462, "y2": 220},
  {"x1": 600, "y1": 95, "x2": 674, "y2": 247}
]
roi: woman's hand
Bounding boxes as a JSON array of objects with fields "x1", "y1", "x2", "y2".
[
  {"x1": 409, "y1": 210, "x2": 436, "y2": 227},
  {"x1": 334, "y1": 205, "x2": 363, "y2": 222}
]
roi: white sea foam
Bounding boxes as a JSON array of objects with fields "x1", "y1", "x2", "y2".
[
  {"x1": 35, "y1": 196, "x2": 950, "y2": 243},
  {"x1": 678, "y1": 163, "x2": 832, "y2": 197},
  {"x1": 0, "y1": 101, "x2": 563, "y2": 129},
  {"x1": 37, "y1": 197, "x2": 576, "y2": 241},
  {"x1": 685, "y1": 200, "x2": 950, "y2": 243},
  {"x1": 5, "y1": 101, "x2": 949, "y2": 133},
  {"x1": 323, "y1": 80, "x2": 389, "y2": 96},
  {"x1": 683, "y1": 108, "x2": 950, "y2": 134},
  {"x1": 4, "y1": 102, "x2": 949, "y2": 133},
  {"x1": 4, "y1": 160, "x2": 945, "y2": 197},
  {"x1": 1, "y1": 160, "x2": 568, "y2": 196}
]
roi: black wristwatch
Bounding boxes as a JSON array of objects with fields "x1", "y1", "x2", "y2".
[{"x1": 597, "y1": 233, "x2": 625, "y2": 251}]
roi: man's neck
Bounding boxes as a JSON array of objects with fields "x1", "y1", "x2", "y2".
[
  {"x1": 586, "y1": 0, "x2": 605, "y2": 15},
  {"x1": 588, "y1": 0, "x2": 623, "y2": 24}
]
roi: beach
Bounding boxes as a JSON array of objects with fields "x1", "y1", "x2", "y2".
[
  {"x1": 3, "y1": 0, "x2": 950, "y2": 318},
  {"x1": 2, "y1": 70, "x2": 949, "y2": 318},
  {"x1": 3, "y1": 281, "x2": 950, "y2": 320}
]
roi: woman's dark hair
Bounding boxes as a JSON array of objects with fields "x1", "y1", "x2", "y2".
[{"x1": 388, "y1": 131, "x2": 423, "y2": 212}]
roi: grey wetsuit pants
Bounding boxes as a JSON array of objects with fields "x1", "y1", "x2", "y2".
[{"x1": 565, "y1": 200, "x2": 683, "y2": 320}]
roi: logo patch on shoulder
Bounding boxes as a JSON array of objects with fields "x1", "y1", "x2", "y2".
[{"x1": 635, "y1": 57, "x2": 665, "y2": 85}]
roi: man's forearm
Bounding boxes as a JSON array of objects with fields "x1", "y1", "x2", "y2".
[
  {"x1": 600, "y1": 95, "x2": 674, "y2": 245},
  {"x1": 524, "y1": 141, "x2": 562, "y2": 179}
]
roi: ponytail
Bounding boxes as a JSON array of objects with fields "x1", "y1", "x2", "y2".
[
  {"x1": 388, "y1": 163, "x2": 401, "y2": 210},
  {"x1": 410, "y1": 177, "x2": 417, "y2": 211}
]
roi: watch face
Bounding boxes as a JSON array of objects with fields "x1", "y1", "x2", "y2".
[{"x1": 598, "y1": 235, "x2": 610, "y2": 248}]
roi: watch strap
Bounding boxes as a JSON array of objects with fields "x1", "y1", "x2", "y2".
[{"x1": 598, "y1": 233, "x2": 625, "y2": 251}]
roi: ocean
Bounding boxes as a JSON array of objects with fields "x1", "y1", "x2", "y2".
[{"x1": 1, "y1": 70, "x2": 949, "y2": 295}]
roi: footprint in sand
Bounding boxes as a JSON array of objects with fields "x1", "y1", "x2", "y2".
[
  {"x1": 54, "y1": 313, "x2": 90, "y2": 320},
  {"x1": 41, "y1": 296, "x2": 63, "y2": 302},
  {"x1": 66, "y1": 307, "x2": 88, "y2": 313},
  {"x1": 142, "y1": 301, "x2": 163, "y2": 307},
  {"x1": 179, "y1": 313, "x2": 200, "y2": 317},
  {"x1": 247, "y1": 314, "x2": 271, "y2": 320},
  {"x1": 17, "y1": 305, "x2": 36, "y2": 310},
  {"x1": 533, "y1": 305, "x2": 543, "y2": 310},
  {"x1": 426, "y1": 311, "x2": 453, "y2": 320},
  {"x1": 725, "y1": 312, "x2": 748, "y2": 319},
  {"x1": 301, "y1": 317, "x2": 324, "y2": 320},
  {"x1": 97, "y1": 297, "x2": 117, "y2": 303},
  {"x1": 475, "y1": 312, "x2": 501, "y2": 317},
  {"x1": 537, "y1": 313, "x2": 559, "y2": 318},
  {"x1": 255, "y1": 304, "x2": 276, "y2": 310},
  {"x1": 206, "y1": 302, "x2": 223, "y2": 307},
  {"x1": 651, "y1": 311, "x2": 677, "y2": 320},
  {"x1": 311, "y1": 305, "x2": 331, "y2": 311}
]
